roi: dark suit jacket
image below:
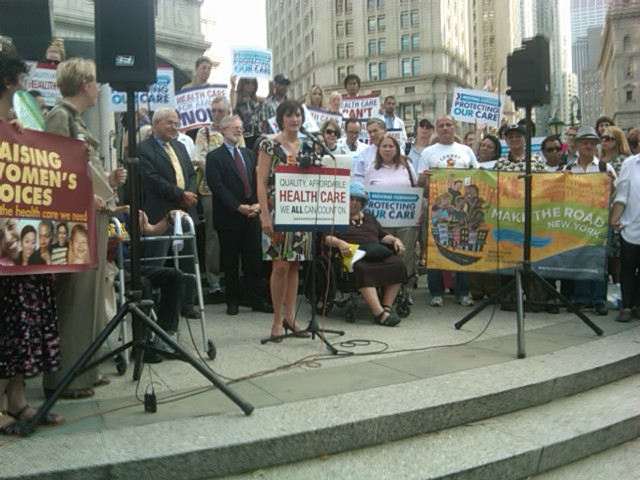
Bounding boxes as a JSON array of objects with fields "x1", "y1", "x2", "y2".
[
  {"x1": 139, "y1": 136, "x2": 199, "y2": 225},
  {"x1": 206, "y1": 144, "x2": 258, "y2": 231}
]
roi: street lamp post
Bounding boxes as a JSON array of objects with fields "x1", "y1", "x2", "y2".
[
  {"x1": 570, "y1": 95, "x2": 582, "y2": 126},
  {"x1": 547, "y1": 113, "x2": 565, "y2": 136}
]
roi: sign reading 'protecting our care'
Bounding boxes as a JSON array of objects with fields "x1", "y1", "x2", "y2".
[{"x1": 450, "y1": 87, "x2": 504, "y2": 127}]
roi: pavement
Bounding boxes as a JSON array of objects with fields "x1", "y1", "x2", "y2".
[{"x1": 2, "y1": 279, "x2": 639, "y2": 479}]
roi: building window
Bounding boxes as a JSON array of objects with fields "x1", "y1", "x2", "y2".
[
  {"x1": 368, "y1": 16, "x2": 376, "y2": 33},
  {"x1": 623, "y1": 35, "x2": 631, "y2": 53},
  {"x1": 346, "y1": 43, "x2": 354, "y2": 58},
  {"x1": 345, "y1": 19, "x2": 353, "y2": 36},
  {"x1": 412, "y1": 57, "x2": 420, "y2": 75},
  {"x1": 377, "y1": 0, "x2": 385, "y2": 7},
  {"x1": 378, "y1": 38, "x2": 386, "y2": 55},
  {"x1": 402, "y1": 58, "x2": 411, "y2": 77},
  {"x1": 411, "y1": 9, "x2": 419, "y2": 27},
  {"x1": 368, "y1": 40, "x2": 377, "y2": 56},
  {"x1": 367, "y1": 0, "x2": 375, "y2": 10},
  {"x1": 347, "y1": 65, "x2": 355, "y2": 75},
  {"x1": 336, "y1": 21, "x2": 344, "y2": 37},
  {"x1": 379, "y1": 61, "x2": 387, "y2": 80},
  {"x1": 345, "y1": 0, "x2": 352, "y2": 13},
  {"x1": 400, "y1": 11, "x2": 409, "y2": 29},
  {"x1": 368, "y1": 62, "x2": 379, "y2": 80},
  {"x1": 401, "y1": 34, "x2": 410, "y2": 52},
  {"x1": 401, "y1": 103, "x2": 423, "y2": 123},
  {"x1": 335, "y1": 0, "x2": 344, "y2": 14},
  {"x1": 377, "y1": 15, "x2": 385, "y2": 32},
  {"x1": 338, "y1": 66, "x2": 346, "y2": 83},
  {"x1": 626, "y1": 90, "x2": 634, "y2": 102},
  {"x1": 337, "y1": 44, "x2": 345, "y2": 59},
  {"x1": 411, "y1": 34, "x2": 420, "y2": 50}
]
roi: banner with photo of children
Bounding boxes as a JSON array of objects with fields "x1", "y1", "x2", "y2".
[
  {"x1": 0, "y1": 122, "x2": 96, "y2": 274},
  {"x1": 427, "y1": 170, "x2": 610, "y2": 280}
]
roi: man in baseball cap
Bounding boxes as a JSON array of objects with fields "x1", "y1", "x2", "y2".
[{"x1": 261, "y1": 73, "x2": 290, "y2": 133}]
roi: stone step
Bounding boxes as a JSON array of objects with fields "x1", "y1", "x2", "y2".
[
  {"x1": 3, "y1": 327, "x2": 639, "y2": 480},
  {"x1": 222, "y1": 374, "x2": 640, "y2": 480}
]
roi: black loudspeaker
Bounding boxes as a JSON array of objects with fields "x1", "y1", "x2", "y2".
[
  {"x1": 506, "y1": 35, "x2": 551, "y2": 107},
  {"x1": 95, "y1": 0, "x2": 156, "y2": 91}
]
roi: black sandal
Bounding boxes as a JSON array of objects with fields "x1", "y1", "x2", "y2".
[
  {"x1": 8, "y1": 404, "x2": 64, "y2": 426},
  {"x1": 0, "y1": 411, "x2": 25, "y2": 436},
  {"x1": 374, "y1": 309, "x2": 400, "y2": 327}
]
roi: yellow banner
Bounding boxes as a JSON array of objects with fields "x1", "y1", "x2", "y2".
[{"x1": 426, "y1": 170, "x2": 610, "y2": 280}]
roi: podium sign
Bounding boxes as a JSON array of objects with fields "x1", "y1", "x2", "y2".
[{"x1": 274, "y1": 165, "x2": 350, "y2": 232}]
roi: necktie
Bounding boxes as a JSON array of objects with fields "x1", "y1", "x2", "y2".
[
  {"x1": 349, "y1": 142, "x2": 357, "y2": 152},
  {"x1": 234, "y1": 147, "x2": 252, "y2": 198},
  {"x1": 163, "y1": 140, "x2": 185, "y2": 189}
]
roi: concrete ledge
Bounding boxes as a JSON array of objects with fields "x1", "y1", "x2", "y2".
[{"x1": 2, "y1": 326, "x2": 639, "y2": 480}]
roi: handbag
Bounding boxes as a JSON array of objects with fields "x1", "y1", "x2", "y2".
[{"x1": 359, "y1": 242, "x2": 393, "y2": 261}]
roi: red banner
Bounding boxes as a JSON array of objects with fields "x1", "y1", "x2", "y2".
[{"x1": 0, "y1": 122, "x2": 96, "y2": 274}]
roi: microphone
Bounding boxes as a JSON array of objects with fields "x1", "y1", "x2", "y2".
[{"x1": 299, "y1": 125, "x2": 323, "y2": 147}]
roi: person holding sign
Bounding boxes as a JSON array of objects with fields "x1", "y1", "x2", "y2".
[
  {"x1": 0, "y1": 51, "x2": 63, "y2": 434},
  {"x1": 43, "y1": 57, "x2": 127, "y2": 399},
  {"x1": 364, "y1": 135, "x2": 419, "y2": 302},
  {"x1": 231, "y1": 76, "x2": 264, "y2": 150},
  {"x1": 257, "y1": 100, "x2": 313, "y2": 340},
  {"x1": 324, "y1": 182, "x2": 405, "y2": 327}
]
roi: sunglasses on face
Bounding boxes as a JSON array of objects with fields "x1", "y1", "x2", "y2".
[
  {"x1": 324, "y1": 129, "x2": 338, "y2": 136},
  {"x1": 601, "y1": 135, "x2": 615, "y2": 142},
  {"x1": 418, "y1": 120, "x2": 433, "y2": 129},
  {"x1": 545, "y1": 147, "x2": 562, "y2": 153}
]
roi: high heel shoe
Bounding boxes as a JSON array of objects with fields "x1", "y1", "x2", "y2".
[
  {"x1": 268, "y1": 324, "x2": 283, "y2": 343},
  {"x1": 283, "y1": 319, "x2": 311, "y2": 338}
]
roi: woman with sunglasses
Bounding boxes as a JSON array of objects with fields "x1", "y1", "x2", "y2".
[
  {"x1": 231, "y1": 76, "x2": 263, "y2": 150},
  {"x1": 601, "y1": 126, "x2": 632, "y2": 285},
  {"x1": 320, "y1": 119, "x2": 348, "y2": 155}
]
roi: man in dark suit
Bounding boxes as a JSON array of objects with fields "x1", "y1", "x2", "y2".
[
  {"x1": 139, "y1": 107, "x2": 200, "y2": 318},
  {"x1": 206, "y1": 114, "x2": 272, "y2": 315}
]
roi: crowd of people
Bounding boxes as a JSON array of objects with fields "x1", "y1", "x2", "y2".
[{"x1": 2, "y1": 42, "x2": 640, "y2": 436}]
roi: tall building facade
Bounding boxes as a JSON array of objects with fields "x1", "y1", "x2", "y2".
[
  {"x1": 469, "y1": 0, "x2": 520, "y2": 123},
  {"x1": 570, "y1": 0, "x2": 608, "y2": 43},
  {"x1": 598, "y1": 0, "x2": 640, "y2": 129},
  {"x1": 265, "y1": 0, "x2": 473, "y2": 132}
]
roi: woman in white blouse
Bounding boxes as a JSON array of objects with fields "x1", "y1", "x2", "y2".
[{"x1": 364, "y1": 135, "x2": 419, "y2": 302}]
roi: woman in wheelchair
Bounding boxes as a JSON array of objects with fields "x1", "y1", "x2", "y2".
[{"x1": 324, "y1": 182, "x2": 405, "y2": 326}]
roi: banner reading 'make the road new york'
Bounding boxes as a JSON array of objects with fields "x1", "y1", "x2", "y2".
[{"x1": 426, "y1": 169, "x2": 610, "y2": 280}]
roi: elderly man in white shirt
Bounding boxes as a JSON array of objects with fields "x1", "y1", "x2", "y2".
[{"x1": 352, "y1": 117, "x2": 387, "y2": 182}]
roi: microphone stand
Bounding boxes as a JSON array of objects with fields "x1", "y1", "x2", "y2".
[{"x1": 261, "y1": 130, "x2": 345, "y2": 353}]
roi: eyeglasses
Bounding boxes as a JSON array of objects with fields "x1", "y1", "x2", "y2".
[
  {"x1": 211, "y1": 108, "x2": 228, "y2": 114},
  {"x1": 544, "y1": 147, "x2": 562, "y2": 153},
  {"x1": 601, "y1": 135, "x2": 615, "y2": 142},
  {"x1": 324, "y1": 129, "x2": 338, "y2": 136},
  {"x1": 418, "y1": 120, "x2": 433, "y2": 129}
]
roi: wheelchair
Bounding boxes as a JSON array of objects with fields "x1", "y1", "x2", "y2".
[{"x1": 304, "y1": 246, "x2": 412, "y2": 323}]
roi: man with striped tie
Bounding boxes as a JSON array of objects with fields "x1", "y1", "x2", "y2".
[{"x1": 139, "y1": 107, "x2": 200, "y2": 319}]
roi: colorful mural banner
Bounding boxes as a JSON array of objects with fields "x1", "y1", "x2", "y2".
[
  {"x1": 273, "y1": 165, "x2": 350, "y2": 231},
  {"x1": 175, "y1": 84, "x2": 229, "y2": 131},
  {"x1": 108, "y1": 66, "x2": 176, "y2": 113},
  {"x1": 426, "y1": 169, "x2": 610, "y2": 280},
  {"x1": 0, "y1": 123, "x2": 96, "y2": 274}
]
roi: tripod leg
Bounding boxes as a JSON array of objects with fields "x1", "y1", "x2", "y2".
[
  {"x1": 529, "y1": 270, "x2": 603, "y2": 336},
  {"x1": 130, "y1": 306, "x2": 254, "y2": 415},
  {"x1": 515, "y1": 270, "x2": 526, "y2": 359},
  {"x1": 23, "y1": 303, "x2": 136, "y2": 435},
  {"x1": 454, "y1": 279, "x2": 516, "y2": 330}
]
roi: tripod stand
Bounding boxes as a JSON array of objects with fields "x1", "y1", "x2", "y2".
[
  {"x1": 453, "y1": 106, "x2": 603, "y2": 358},
  {"x1": 23, "y1": 88, "x2": 253, "y2": 436},
  {"x1": 260, "y1": 145, "x2": 345, "y2": 352}
]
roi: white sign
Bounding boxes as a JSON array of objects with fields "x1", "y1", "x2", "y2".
[
  {"x1": 305, "y1": 105, "x2": 343, "y2": 132},
  {"x1": 231, "y1": 46, "x2": 273, "y2": 81},
  {"x1": 450, "y1": 87, "x2": 503, "y2": 127},
  {"x1": 108, "y1": 66, "x2": 176, "y2": 113},
  {"x1": 364, "y1": 186, "x2": 424, "y2": 228},
  {"x1": 175, "y1": 84, "x2": 229, "y2": 131},
  {"x1": 274, "y1": 165, "x2": 350, "y2": 231},
  {"x1": 25, "y1": 61, "x2": 59, "y2": 107},
  {"x1": 341, "y1": 93, "x2": 380, "y2": 120}
]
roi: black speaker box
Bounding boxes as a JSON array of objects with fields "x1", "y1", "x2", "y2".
[
  {"x1": 506, "y1": 35, "x2": 551, "y2": 107},
  {"x1": 94, "y1": 0, "x2": 156, "y2": 91}
]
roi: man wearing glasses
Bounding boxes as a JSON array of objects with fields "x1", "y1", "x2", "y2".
[{"x1": 541, "y1": 135, "x2": 564, "y2": 171}]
